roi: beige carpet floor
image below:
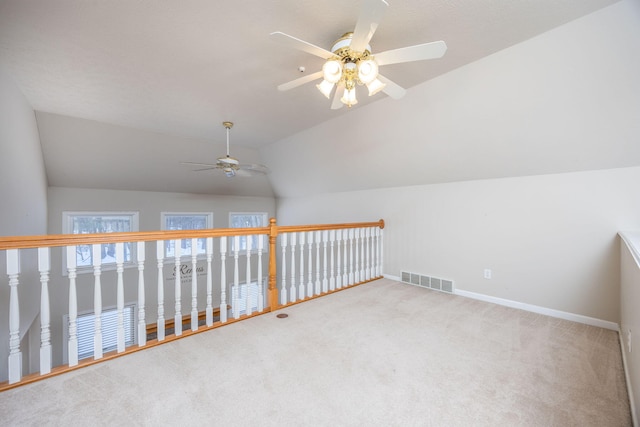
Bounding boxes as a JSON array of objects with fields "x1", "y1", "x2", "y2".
[{"x1": 0, "y1": 279, "x2": 632, "y2": 426}]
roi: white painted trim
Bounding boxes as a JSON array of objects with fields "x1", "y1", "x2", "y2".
[
  {"x1": 454, "y1": 289, "x2": 619, "y2": 331},
  {"x1": 618, "y1": 328, "x2": 638, "y2": 427},
  {"x1": 383, "y1": 273, "x2": 400, "y2": 281}
]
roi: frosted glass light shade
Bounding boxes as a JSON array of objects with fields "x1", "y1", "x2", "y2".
[
  {"x1": 340, "y1": 88, "x2": 358, "y2": 106},
  {"x1": 316, "y1": 79, "x2": 335, "y2": 98},
  {"x1": 366, "y1": 78, "x2": 386, "y2": 96},
  {"x1": 322, "y1": 60, "x2": 343, "y2": 84},
  {"x1": 357, "y1": 60, "x2": 379, "y2": 84}
]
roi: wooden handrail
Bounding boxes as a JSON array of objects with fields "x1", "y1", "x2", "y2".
[{"x1": 0, "y1": 219, "x2": 385, "y2": 251}]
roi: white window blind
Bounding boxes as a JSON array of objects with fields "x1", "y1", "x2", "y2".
[{"x1": 66, "y1": 305, "x2": 136, "y2": 361}]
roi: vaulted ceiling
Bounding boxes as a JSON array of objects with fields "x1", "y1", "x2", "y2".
[{"x1": 0, "y1": 0, "x2": 629, "y2": 197}]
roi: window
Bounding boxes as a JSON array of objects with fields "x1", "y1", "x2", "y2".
[
  {"x1": 161, "y1": 212, "x2": 213, "y2": 257},
  {"x1": 63, "y1": 212, "x2": 139, "y2": 269},
  {"x1": 64, "y1": 304, "x2": 136, "y2": 362},
  {"x1": 229, "y1": 212, "x2": 268, "y2": 252}
]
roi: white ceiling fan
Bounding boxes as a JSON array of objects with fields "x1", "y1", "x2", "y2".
[
  {"x1": 181, "y1": 122, "x2": 269, "y2": 178},
  {"x1": 271, "y1": 0, "x2": 447, "y2": 109}
]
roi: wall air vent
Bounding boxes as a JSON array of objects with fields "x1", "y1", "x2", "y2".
[{"x1": 400, "y1": 271, "x2": 454, "y2": 294}]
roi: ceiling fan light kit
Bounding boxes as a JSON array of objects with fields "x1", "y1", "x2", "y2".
[{"x1": 271, "y1": 0, "x2": 447, "y2": 109}]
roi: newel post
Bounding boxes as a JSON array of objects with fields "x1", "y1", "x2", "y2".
[{"x1": 268, "y1": 218, "x2": 279, "y2": 311}]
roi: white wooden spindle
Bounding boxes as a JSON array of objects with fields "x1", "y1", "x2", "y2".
[
  {"x1": 335, "y1": 230, "x2": 342, "y2": 289},
  {"x1": 7, "y1": 250, "x2": 21, "y2": 383},
  {"x1": 370, "y1": 228, "x2": 376, "y2": 278},
  {"x1": 191, "y1": 237, "x2": 198, "y2": 331},
  {"x1": 257, "y1": 235, "x2": 264, "y2": 312},
  {"x1": 137, "y1": 242, "x2": 146, "y2": 346},
  {"x1": 173, "y1": 240, "x2": 182, "y2": 336},
  {"x1": 38, "y1": 247, "x2": 52, "y2": 374},
  {"x1": 329, "y1": 230, "x2": 336, "y2": 291},
  {"x1": 322, "y1": 230, "x2": 328, "y2": 293},
  {"x1": 315, "y1": 231, "x2": 321, "y2": 295},
  {"x1": 233, "y1": 235, "x2": 240, "y2": 319},
  {"x1": 115, "y1": 242, "x2": 125, "y2": 352},
  {"x1": 348, "y1": 229, "x2": 355, "y2": 286},
  {"x1": 298, "y1": 232, "x2": 306, "y2": 299},
  {"x1": 220, "y1": 236, "x2": 228, "y2": 323},
  {"x1": 365, "y1": 228, "x2": 371, "y2": 281},
  {"x1": 373, "y1": 227, "x2": 379, "y2": 277},
  {"x1": 342, "y1": 229, "x2": 348, "y2": 287},
  {"x1": 156, "y1": 241, "x2": 165, "y2": 341},
  {"x1": 379, "y1": 228, "x2": 384, "y2": 277},
  {"x1": 245, "y1": 234, "x2": 253, "y2": 315},
  {"x1": 354, "y1": 228, "x2": 361, "y2": 283},
  {"x1": 307, "y1": 231, "x2": 314, "y2": 298},
  {"x1": 360, "y1": 228, "x2": 366, "y2": 281},
  {"x1": 206, "y1": 237, "x2": 214, "y2": 326},
  {"x1": 289, "y1": 233, "x2": 297, "y2": 302},
  {"x1": 280, "y1": 233, "x2": 288, "y2": 305},
  {"x1": 66, "y1": 245, "x2": 78, "y2": 366},
  {"x1": 92, "y1": 244, "x2": 103, "y2": 359}
]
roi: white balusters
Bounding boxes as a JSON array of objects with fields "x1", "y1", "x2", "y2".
[
  {"x1": 115, "y1": 242, "x2": 125, "y2": 352},
  {"x1": 348, "y1": 229, "x2": 355, "y2": 286},
  {"x1": 306, "y1": 231, "x2": 314, "y2": 298},
  {"x1": 289, "y1": 233, "x2": 297, "y2": 302},
  {"x1": 191, "y1": 238, "x2": 198, "y2": 331},
  {"x1": 257, "y1": 235, "x2": 264, "y2": 312},
  {"x1": 322, "y1": 230, "x2": 328, "y2": 293},
  {"x1": 233, "y1": 235, "x2": 240, "y2": 319},
  {"x1": 245, "y1": 234, "x2": 253, "y2": 315},
  {"x1": 156, "y1": 241, "x2": 165, "y2": 341},
  {"x1": 342, "y1": 229, "x2": 348, "y2": 287},
  {"x1": 360, "y1": 228, "x2": 366, "y2": 281},
  {"x1": 219, "y1": 236, "x2": 228, "y2": 323},
  {"x1": 354, "y1": 228, "x2": 361, "y2": 283},
  {"x1": 365, "y1": 228, "x2": 371, "y2": 281},
  {"x1": 7, "y1": 250, "x2": 21, "y2": 383},
  {"x1": 315, "y1": 231, "x2": 321, "y2": 295},
  {"x1": 173, "y1": 240, "x2": 182, "y2": 336},
  {"x1": 379, "y1": 227, "x2": 384, "y2": 277},
  {"x1": 329, "y1": 230, "x2": 335, "y2": 291},
  {"x1": 336, "y1": 230, "x2": 343, "y2": 289},
  {"x1": 206, "y1": 237, "x2": 214, "y2": 326},
  {"x1": 298, "y1": 232, "x2": 306, "y2": 299},
  {"x1": 280, "y1": 233, "x2": 287, "y2": 305},
  {"x1": 66, "y1": 246, "x2": 78, "y2": 366},
  {"x1": 92, "y1": 244, "x2": 103, "y2": 359},
  {"x1": 38, "y1": 247, "x2": 52, "y2": 375},
  {"x1": 137, "y1": 242, "x2": 146, "y2": 346}
]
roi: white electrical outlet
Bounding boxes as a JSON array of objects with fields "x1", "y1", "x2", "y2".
[{"x1": 483, "y1": 269, "x2": 492, "y2": 279}]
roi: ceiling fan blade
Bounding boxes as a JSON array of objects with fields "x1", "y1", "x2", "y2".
[
  {"x1": 350, "y1": 0, "x2": 389, "y2": 54},
  {"x1": 181, "y1": 161, "x2": 216, "y2": 167},
  {"x1": 331, "y1": 84, "x2": 345, "y2": 110},
  {"x1": 239, "y1": 163, "x2": 270, "y2": 174},
  {"x1": 278, "y1": 70, "x2": 323, "y2": 92},
  {"x1": 270, "y1": 32, "x2": 334, "y2": 59},
  {"x1": 375, "y1": 40, "x2": 447, "y2": 66},
  {"x1": 377, "y1": 74, "x2": 406, "y2": 99}
]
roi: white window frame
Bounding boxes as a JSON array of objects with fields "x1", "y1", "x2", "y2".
[
  {"x1": 161, "y1": 212, "x2": 214, "y2": 259},
  {"x1": 229, "y1": 212, "x2": 268, "y2": 253},
  {"x1": 63, "y1": 303, "x2": 137, "y2": 363},
  {"x1": 62, "y1": 211, "x2": 139, "y2": 275}
]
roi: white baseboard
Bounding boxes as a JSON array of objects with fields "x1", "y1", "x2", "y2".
[
  {"x1": 619, "y1": 328, "x2": 639, "y2": 427},
  {"x1": 453, "y1": 289, "x2": 619, "y2": 331},
  {"x1": 383, "y1": 275, "x2": 618, "y2": 331}
]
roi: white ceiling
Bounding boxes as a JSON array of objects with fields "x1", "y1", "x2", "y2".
[{"x1": 0, "y1": 0, "x2": 623, "y2": 197}]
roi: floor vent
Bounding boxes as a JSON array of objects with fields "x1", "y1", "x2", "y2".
[{"x1": 400, "y1": 271, "x2": 454, "y2": 294}]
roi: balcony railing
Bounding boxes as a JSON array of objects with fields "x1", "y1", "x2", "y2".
[{"x1": 0, "y1": 219, "x2": 384, "y2": 390}]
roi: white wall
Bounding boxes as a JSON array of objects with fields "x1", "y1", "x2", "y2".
[
  {"x1": 0, "y1": 68, "x2": 48, "y2": 381},
  {"x1": 277, "y1": 167, "x2": 640, "y2": 323},
  {"x1": 44, "y1": 186, "x2": 275, "y2": 368},
  {"x1": 620, "y1": 232, "x2": 640, "y2": 425}
]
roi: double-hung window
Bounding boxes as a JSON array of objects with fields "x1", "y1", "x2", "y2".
[
  {"x1": 229, "y1": 212, "x2": 268, "y2": 252},
  {"x1": 62, "y1": 212, "x2": 139, "y2": 272},
  {"x1": 161, "y1": 212, "x2": 213, "y2": 258}
]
